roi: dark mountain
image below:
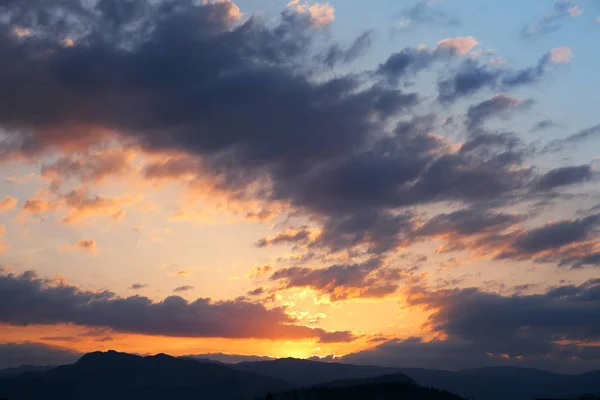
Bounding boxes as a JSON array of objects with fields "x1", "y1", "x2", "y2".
[
  {"x1": 270, "y1": 377, "x2": 466, "y2": 400},
  {"x1": 234, "y1": 357, "x2": 413, "y2": 387},
  {"x1": 396, "y1": 367, "x2": 600, "y2": 400},
  {"x1": 0, "y1": 350, "x2": 293, "y2": 400},
  {"x1": 0, "y1": 365, "x2": 55, "y2": 377},
  {"x1": 235, "y1": 359, "x2": 600, "y2": 400},
  {"x1": 3, "y1": 354, "x2": 600, "y2": 400}
]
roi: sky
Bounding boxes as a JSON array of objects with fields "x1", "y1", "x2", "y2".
[{"x1": 0, "y1": 0, "x2": 600, "y2": 374}]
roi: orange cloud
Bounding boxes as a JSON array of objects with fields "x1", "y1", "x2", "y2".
[
  {"x1": 18, "y1": 188, "x2": 140, "y2": 225},
  {"x1": 248, "y1": 265, "x2": 273, "y2": 279},
  {"x1": 59, "y1": 240, "x2": 100, "y2": 256},
  {"x1": 0, "y1": 196, "x2": 17, "y2": 213},
  {"x1": 0, "y1": 226, "x2": 7, "y2": 253},
  {"x1": 41, "y1": 148, "x2": 136, "y2": 184}
]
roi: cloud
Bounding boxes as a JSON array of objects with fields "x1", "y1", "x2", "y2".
[
  {"x1": 531, "y1": 119, "x2": 558, "y2": 132},
  {"x1": 544, "y1": 124, "x2": 600, "y2": 153},
  {"x1": 0, "y1": 225, "x2": 7, "y2": 253},
  {"x1": 289, "y1": 2, "x2": 335, "y2": 27},
  {"x1": 413, "y1": 208, "x2": 524, "y2": 238},
  {"x1": 522, "y1": 1, "x2": 582, "y2": 37},
  {"x1": 376, "y1": 38, "x2": 479, "y2": 84},
  {"x1": 342, "y1": 278, "x2": 600, "y2": 373},
  {"x1": 0, "y1": 0, "x2": 591, "y2": 271},
  {"x1": 256, "y1": 228, "x2": 312, "y2": 248},
  {"x1": 0, "y1": 195, "x2": 18, "y2": 213},
  {"x1": 398, "y1": 1, "x2": 460, "y2": 28},
  {"x1": 173, "y1": 285, "x2": 194, "y2": 293},
  {"x1": 129, "y1": 283, "x2": 148, "y2": 290},
  {"x1": 19, "y1": 188, "x2": 137, "y2": 225},
  {"x1": 438, "y1": 48, "x2": 570, "y2": 103},
  {"x1": 435, "y1": 37, "x2": 479, "y2": 56},
  {"x1": 466, "y1": 94, "x2": 533, "y2": 130},
  {"x1": 549, "y1": 46, "x2": 573, "y2": 63},
  {"x1": 535, "y1": 165, "x2": 595, "y2": 191},
  {"x1": 60, "y1": 239, "x2": 100, "y2": 255},
  {"x1": 313, "y1": 210, "x2": 414, "y2": 254},
  {"x1": 319, "y1": 31, "x2": 373, "y2": 67},
  {"x1": 248, "y1": 265, "x2": 272, "y2": 279},
  {"x1": 41, "y1": 149, "x2": 135, "y2": 184},
  {"x1": 247, "y1": 287, "x2": 267, "y2": 296},
  {"x1": 495, "y1": 215, "x2": 600, "y2": 261},
  {"x1": 0, "y1": 270, "x2": 355, "y2": 342},
  {"x1": 0, "y1": 342, "x2": 81, "y2": 369},
  {"x1": 270, "y1": 258, "x2": 410, "y2": 301}
]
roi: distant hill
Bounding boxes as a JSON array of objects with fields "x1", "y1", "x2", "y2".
[
  {"x1": 2, "y1": 353, "x2": 600, "y2": 400},
  {"x1": 0, "y1": 365, "x2": 55, "y2": 377},
  {"x1": 234, "y1": 359, "x2": 600, "y2": 400},
  {"x1": 395, "y1": 366, "x2": 600, "y2": 400},
  {"x1": 234, "y1": 357, "x2": 414, "y2": 387},
  {"x1": 0, "y1": 351, "x2": 293, "y2": 400},
  {"x1": 270, "y1": 377, "x2": 466, "y2": 400}
]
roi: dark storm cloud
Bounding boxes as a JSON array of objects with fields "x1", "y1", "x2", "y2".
[
  {"x1": 0, "y1": 342, "x2": 81, "y2": 369},
  {"x1": 269, "y1": 258, "x2": 410, "y2": 301},
  {"x1": 274, "y1": 117, "x2": 532, "y2": 219},
  {"x1": 341, "y1": 278, "x2": 600, "y2": 373},
  {"x1": 0, "y1": 271, "x2": 354, "y2": 342},
  {"x1": 0, "y1": 0, "x2": 586, "y2": 262},
  {"x1": 535, "y1": 165, "x2": 595, "y2": 191}
]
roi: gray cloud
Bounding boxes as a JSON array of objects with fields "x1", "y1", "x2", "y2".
[
  {"x1": 256, "y1": 228, "x2": 312, "y2": 248},
  {"x1": 269, "y1": 258, "x2": 409, "y2": 301},
  {"x1": 535, "y1": 165, "x2": 595, "y2": 191},
  {"x1": 497, "y1": 215, "x2": 600, "y2": 259},
  {"x1": 438, "y1": 50, "x2": 565, "y2": 103},
  {"x1": 544, "y1": 124, "x2": 600, "y2": 153},
  {"x1": 0, "y1": 271, "x2": 354, "y2": 342},
  {"x1": 521, "y1": 0, "x2": 581, "y2": 38},
  {"x1": 319, "y1": 30, "x2": 373, "y2": 67},
  {"x1": 172, "y1": 285, "x2": 194, "y2": 293},
  {"x1": 342, "y1": 278, "x2": 600, "y2": 373},
  {"x1": 129, "y1": 283, "x2": 148, "y2": 290},
  {"x1": 466, "y1": 94, "x2": 534, "y2": 130},
  {"x1": 0, "y1": 0, "x2": 592, "y2": 269},
  {"x1": 413, "y1": 208, "x2": 524, "y2": 238},
  {"x1": 400, "y1": 1, "x2": 460, "y2": 27},
  {"x1": 531, "y1": 119, "x2": 558, "y2": 132}
]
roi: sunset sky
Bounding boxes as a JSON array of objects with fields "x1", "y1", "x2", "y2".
[{"x1": 1, "y1": 0, "x2": 600, "y2": 373}]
